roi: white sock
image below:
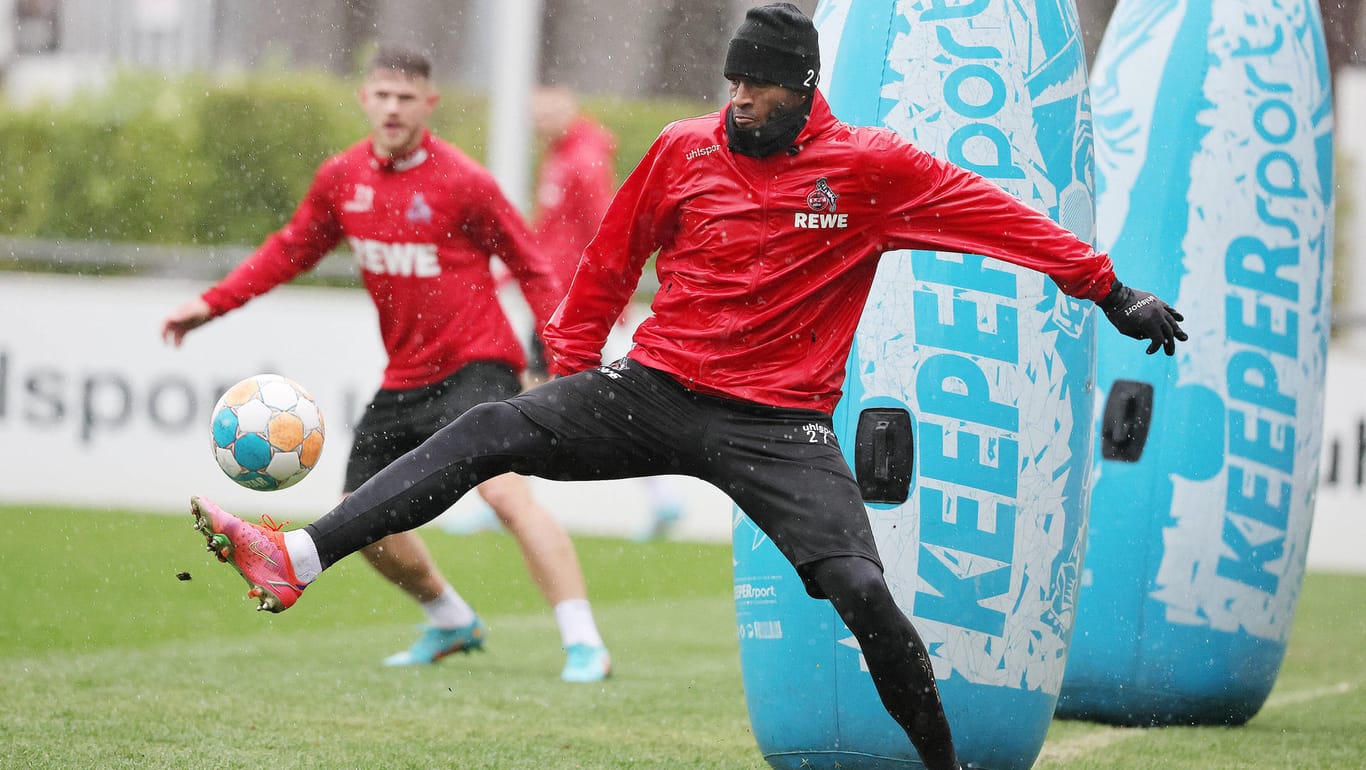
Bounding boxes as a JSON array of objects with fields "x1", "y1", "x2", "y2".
[
  {"x1": 422, "y1": 585, "x2": 478, "y2": 629},
  {"x1": 283, "y1": 528, "x2": 322, "y2": 584},
  {"x1": 554, "y1": 599, "x2": 604, "y2": 648}
]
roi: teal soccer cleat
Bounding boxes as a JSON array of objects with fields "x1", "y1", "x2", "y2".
[
  {"x1": 560, "y1": 643, "x2": 612, "y2": 683},
  {"x1": 383, "y1": 618, "x2": 487, "y2": 666},
  {"x1": 634, "y1": 503, "x2": 682, "y2": 542}
]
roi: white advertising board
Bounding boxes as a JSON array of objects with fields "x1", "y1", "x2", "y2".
[
  {"x1": 1308, "y1": 348, "x2": 1366, "y2": 573},
  {"x1": 0, "y1": 273, "x2": 729, "y2": 541},
  {"x1": 2, "y1": 273, "x2": 1361, "y2": 566}
]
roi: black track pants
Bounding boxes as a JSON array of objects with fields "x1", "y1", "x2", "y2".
[
  {"x1": 305, "y1": 400, "x2": 555, "y2": 566},
  {"x1": 308, "y1": 359, "x2": 883, "y2": 585},
  {"x1": 808, "y1": 556, "x2": 961, "y2": 770}
]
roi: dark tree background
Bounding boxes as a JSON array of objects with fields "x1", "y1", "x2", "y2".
[
  {"x1": 1323, "y1": 0, "x2": 1365, "y2": 78},
  {"x1": 1079, "y1": 0, "x2": 1362, "y2": 91}
]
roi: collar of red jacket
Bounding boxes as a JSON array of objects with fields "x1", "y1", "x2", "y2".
[
  {"x1": 717, "y1": 87, "x2": 837, "y2": 153},
  {"x1": 368, "y1": 129, "x2": 434, "y2": 172}
]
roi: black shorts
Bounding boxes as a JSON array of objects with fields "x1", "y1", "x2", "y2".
[
  {"x1": 345, "y1": 362, "x2": 521, "y2": 492},
  {"x1": 509, "y1": 358, "x2": 881, "y2": 596}
]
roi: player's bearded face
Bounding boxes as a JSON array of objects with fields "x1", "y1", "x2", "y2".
[
  {"x1": 359, "y1": 70, "x2": 438, "y2": 159},
  {"x1": 727, "y1": 77, "x2": 807, "y2": 131}
]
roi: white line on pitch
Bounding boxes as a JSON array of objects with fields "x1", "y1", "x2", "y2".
[
  {"x1": 1264, "y1": 680, "x2": 1357, "y2": 708},
  {"x1": 1035, "y1": 727, "x2": 1143, "y2": 764},
  {"x1": 1035, "y1": 681, "x2": 1358, "y2": 765}
]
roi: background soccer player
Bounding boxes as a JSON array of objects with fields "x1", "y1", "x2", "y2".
[{"x1": 162, "y1": 46, "x2": 611, "y2": 682}]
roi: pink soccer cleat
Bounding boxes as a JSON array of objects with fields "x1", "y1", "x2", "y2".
[{"x1": 190, "y1": 495, "x2": 306, "y2": 612}]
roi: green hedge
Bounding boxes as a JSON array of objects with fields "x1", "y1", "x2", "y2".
[{"x1": 0, "y1": 69, "x2": 709, "y2": 247}]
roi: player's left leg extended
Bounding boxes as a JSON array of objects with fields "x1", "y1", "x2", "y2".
[
  {"x1": 191, "y1": 367, "x2": 678, "y2": 621},
  {"x1": 188, "y1": 399, "x2": 556, "y2": 618},
  {"x1": 477, "y1": 472, "x2": 610, "y2": 682}
]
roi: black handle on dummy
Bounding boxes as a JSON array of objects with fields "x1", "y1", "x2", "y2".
[
  {"x1": 855, "y1": 408, "x2": 914, "y2": 504},
  {"x1": 1100, "y1": 379, "x2": 1155, "y2": 463}
]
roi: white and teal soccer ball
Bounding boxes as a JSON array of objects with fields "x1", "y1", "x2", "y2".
[{"x1": 210, "y1": 374, "x2": 325, "y2": 491}]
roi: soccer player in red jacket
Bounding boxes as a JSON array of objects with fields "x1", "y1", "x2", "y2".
[
  {"x1": 184, "y1": 8, "x2": 1184, "y2": 769},
  {"x1": 161, "y1": 46, "x2": 611, "y2": 683}
]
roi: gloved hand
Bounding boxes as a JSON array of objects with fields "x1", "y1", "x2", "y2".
[{"x1": 1098, "y1": 280, "x2": 1188, "y2": 356}]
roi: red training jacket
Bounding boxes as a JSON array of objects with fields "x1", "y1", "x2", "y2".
[
  {"x1": 201, "y1": 131, "x2": 564, "y2": 390},
  {"x1": 532, "y1": 115, "x2": 618, "y2": 290},
  {"x1": 542, "y1": 89, "x2": 1115, "y2": 413}
]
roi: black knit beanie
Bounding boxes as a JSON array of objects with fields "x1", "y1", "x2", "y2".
[{"x1": 723, "y1": 3, "x2": 820, "y2": 92}]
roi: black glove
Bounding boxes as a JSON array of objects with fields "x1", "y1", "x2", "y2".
[{"x1": 1098, "y1": 280, "x2": 1188, "y2": 356}]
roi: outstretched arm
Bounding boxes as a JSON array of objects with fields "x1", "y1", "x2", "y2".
[
  {"x1": 877, "y1": 137, "x2": 1188, "y2": 356},
  {"x1": 161, "y1": 297, "x2": 213, "y2": 347},
  {"x1": 541, "y1": 131, "x2": 672, "y2": 374},
  {"x1": 160, "y1": 161, "x2": 343, "y2": 348}
]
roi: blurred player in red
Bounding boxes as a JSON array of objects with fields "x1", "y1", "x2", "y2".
[
  {"x1": 529, "y1": 85, "x2": 618, "y2": 297},
  {"x1": 161, "y1": 46, "x2": 610, "y2": 682},
  {"x1": 529, "y1": 84, "x2": 686, "y2": 540}
]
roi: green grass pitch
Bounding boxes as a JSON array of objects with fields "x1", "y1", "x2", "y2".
[{"x1": 2, "y1": 503, "x2": 1363, "y2": 769}]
